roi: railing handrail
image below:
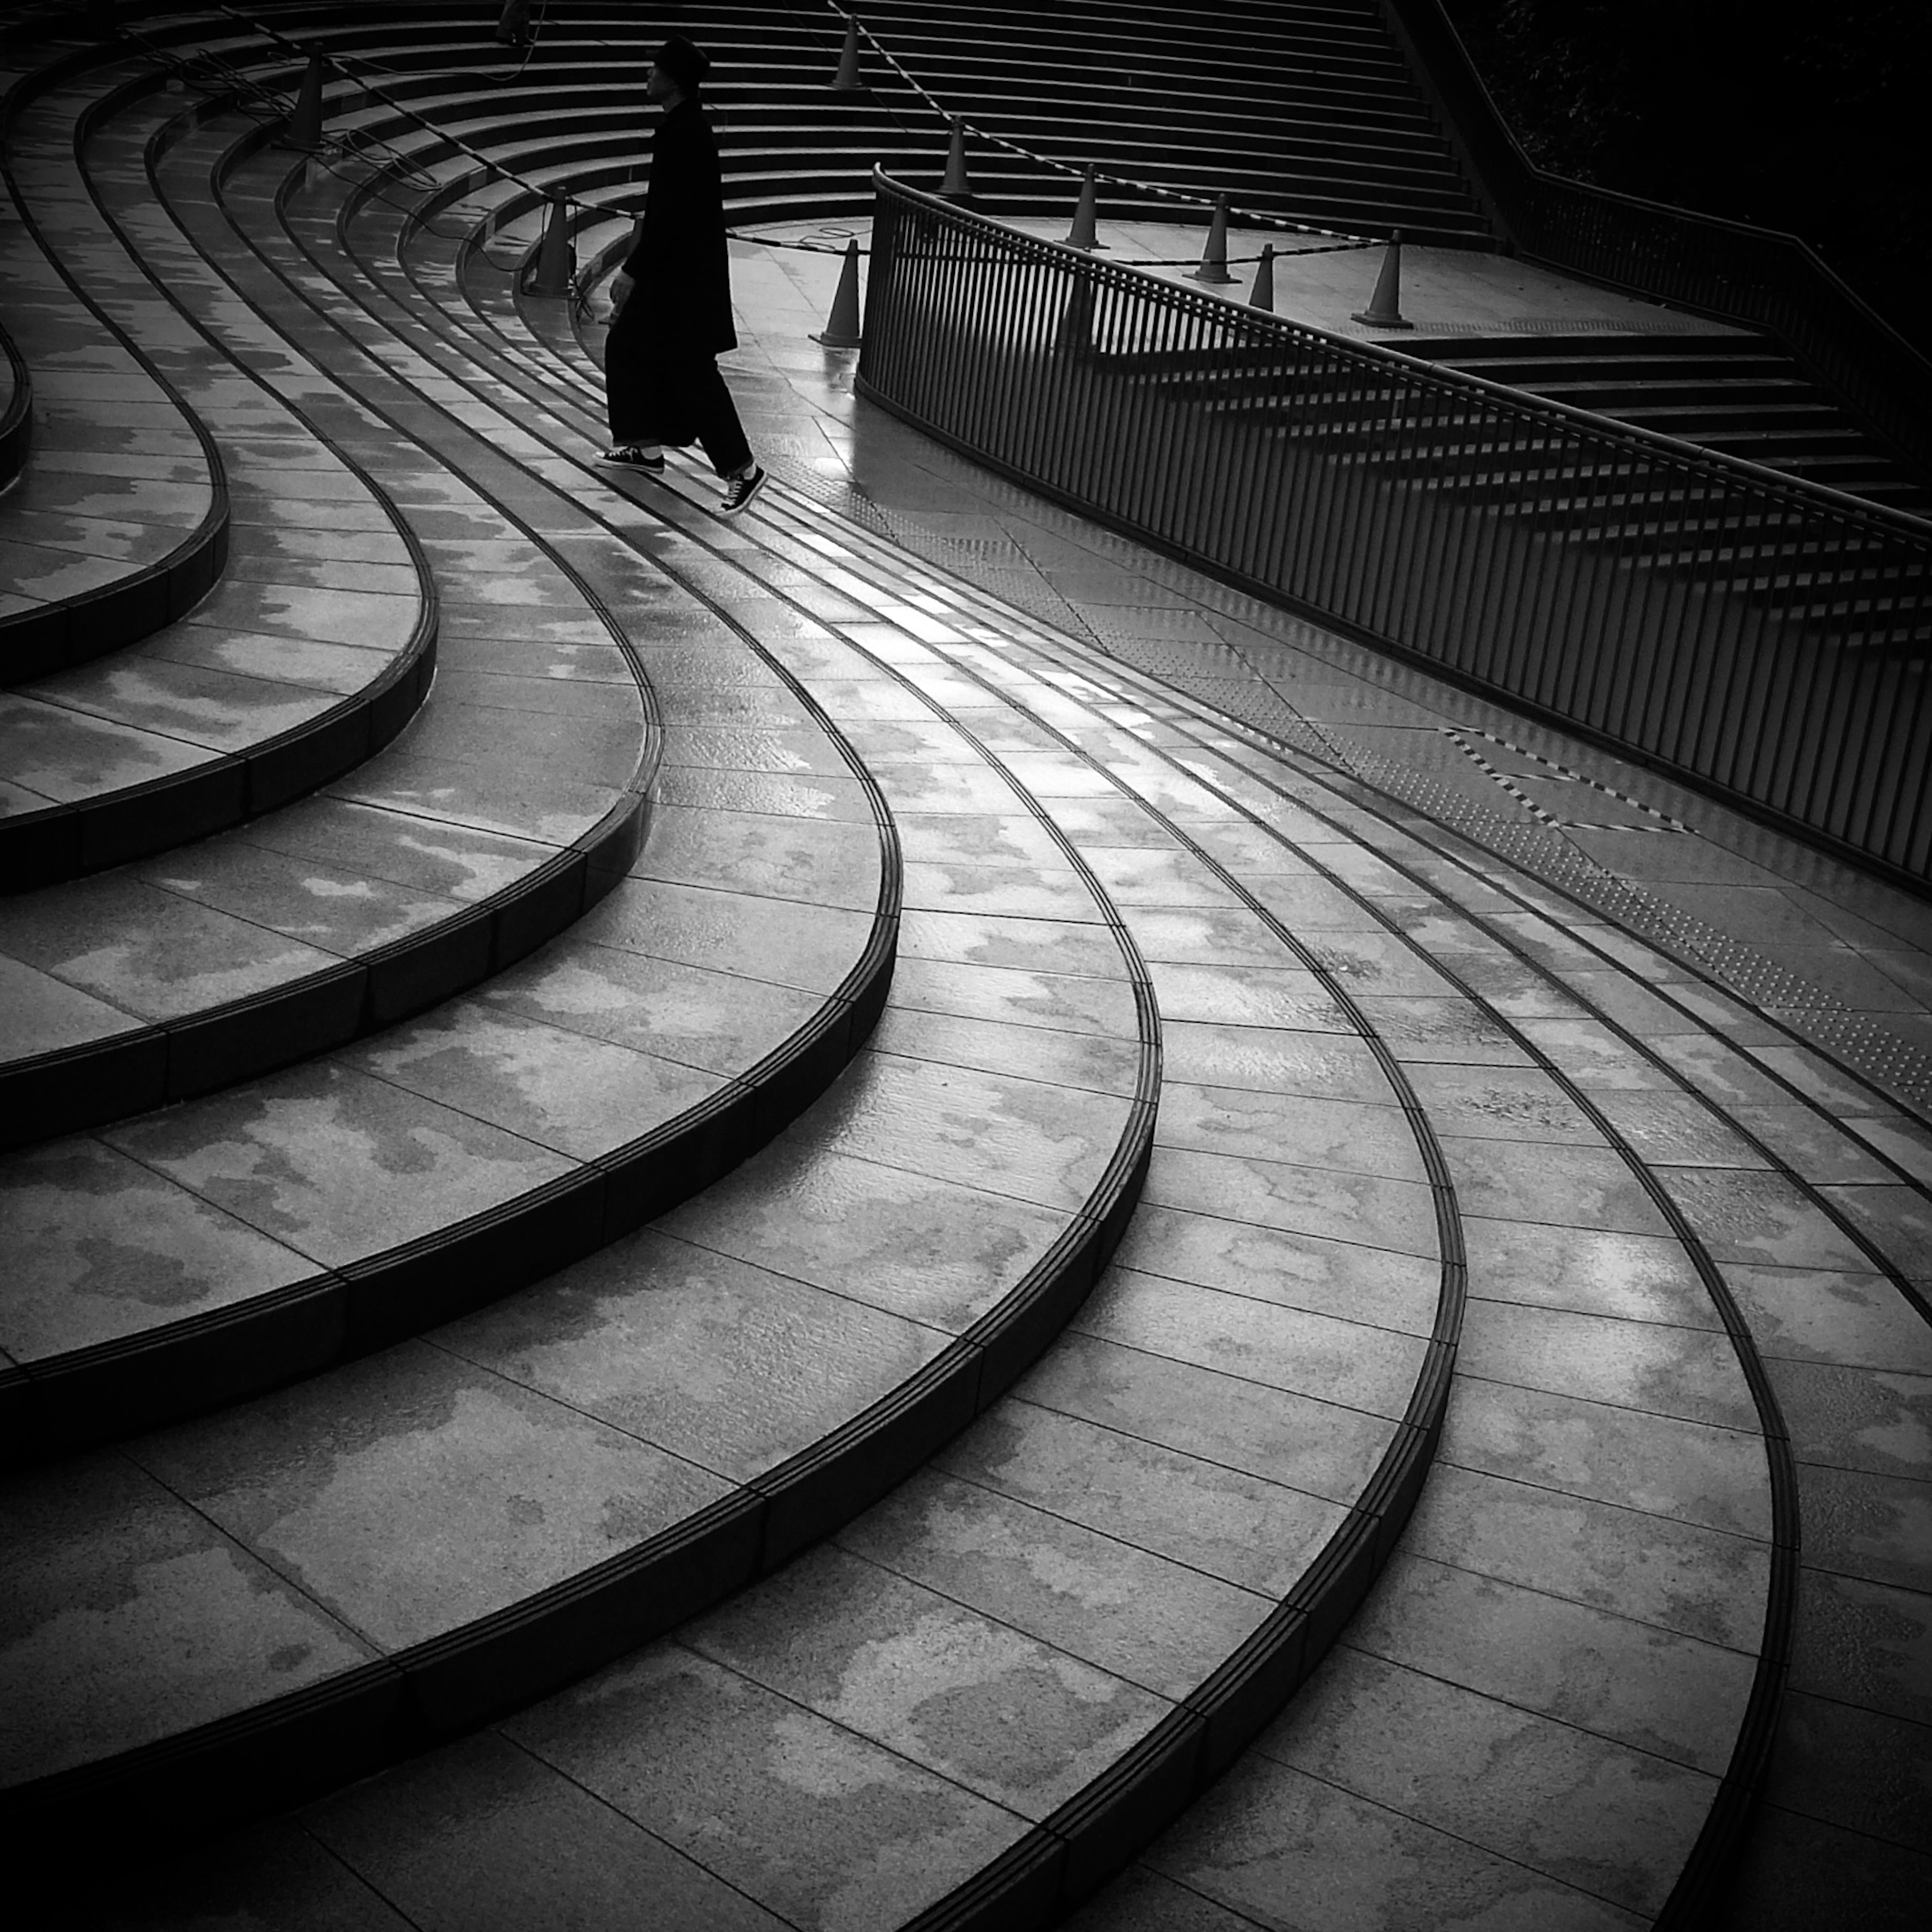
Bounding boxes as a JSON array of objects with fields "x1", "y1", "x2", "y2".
[
  {"x1": 1379, "y1": 0, "x2": 1932, "y2": 474},
  {"x1": 858, "y1": 170, "x2": 1932, "y2": 890},
  {"x1": 209, "y1": 3, "x2": 582, "y2": 216},
  {"x1": 873, "y1": 168, "x2": 1932, "y2": 545}
]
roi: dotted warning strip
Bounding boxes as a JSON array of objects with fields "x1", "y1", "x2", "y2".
[{"x1": 1442, "y1": 727, "x2": 1691, "y2": 834}]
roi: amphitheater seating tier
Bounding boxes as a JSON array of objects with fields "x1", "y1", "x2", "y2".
[{"x1": 3, "y1": 6, "x2": 1929, "y2": 1929}]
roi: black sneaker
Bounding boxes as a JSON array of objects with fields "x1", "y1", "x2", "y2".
[
  {"x1": 597, "y1": 444, "x2": 665, "y2": 474},
  {"x1": 716, "y1": 465, "x2": 768, "y2": 517}
]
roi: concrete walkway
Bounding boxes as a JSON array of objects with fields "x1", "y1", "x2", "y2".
[{"x1": 16, "y1": 149, "x2": 1928, "y2": 1927}]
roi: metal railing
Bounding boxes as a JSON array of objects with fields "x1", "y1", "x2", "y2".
[
  {"x1": 1380, "y1": 0, "x2": 1932, "y2": 480},
  {"x1": 857, "y1": 172, "x2": 1932, "y2": 888}
]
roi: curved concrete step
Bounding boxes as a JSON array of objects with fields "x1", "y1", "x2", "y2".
[
  {"x1": 51, "y1": 485, "x2": 1468, "y2": 1928},
  {"x1": 0, "y1": 60, "x2": 647, "y2": 1138},
  {"x1": 53, "y1": 121, "x2": 1468, "y2": 1901},
  {"x1": 0, "y1": 52, "x2": 438, "y2": 890},
  {"x1": 0, "y1": 124, "x2": 223, "y2": 690},
  {"x1": 0, "y1": 68, "x2": 901, "y2": 1454},
  {"x1": 598, "y1": 458, "x2": 1797, "y2": 1925},
  {"x1": 0, "y1": 495, "x2": 633, "y2": 1148},
  {"x1": 26, "y1": 7, "x2": 1932, "y2": 1925},
  {"x1": 234, "y1": 0, "x2": 1491, "y2": 245},
  {"x1": 0, "y1": 311, "x2": 29, "y2": 489},
  {"x1": 0, "y1": 524, "x2": 1159, "y2": 1860},
  {"x1": 0, "y1": 615, "x2": 889, "y2": 1457}
]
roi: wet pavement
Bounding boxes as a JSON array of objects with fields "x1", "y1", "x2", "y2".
[{"x1": 3, "y1": 37, "x2": 1927, "y2": 1931}]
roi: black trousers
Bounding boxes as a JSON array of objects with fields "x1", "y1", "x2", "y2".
[{"x1": 604, "y1": 311, "x2": 752, "y2": 476}]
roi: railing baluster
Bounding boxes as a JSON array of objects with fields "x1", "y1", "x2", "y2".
[{"x1": 855, "y1": 172, "x2": 1932, "y2": 892}]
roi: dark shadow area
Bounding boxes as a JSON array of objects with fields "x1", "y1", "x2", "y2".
[{"x1": 1440, "y1": 0, "x2": 1932, "y2": 354}]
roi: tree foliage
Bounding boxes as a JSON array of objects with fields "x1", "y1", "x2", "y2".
[{"x1": 1438, "y1": 0, "x2": 1931, "y2": 351}]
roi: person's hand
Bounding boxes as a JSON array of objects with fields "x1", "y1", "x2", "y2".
[{"x1": 608, "y1": 270, "x2": 635, "y2": 320}]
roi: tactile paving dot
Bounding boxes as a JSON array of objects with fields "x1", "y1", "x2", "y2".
[{"x1": 770, "y1": 458, "x2": 1932, "y2": 1112}]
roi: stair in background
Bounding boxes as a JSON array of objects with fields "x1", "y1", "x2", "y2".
[
  {"x1": 4, "y1": 7, "x2": 1929, "y2": 1928},
  {"x1": 1400, "y1": 333, "x2": 1932, "y2": 520}
]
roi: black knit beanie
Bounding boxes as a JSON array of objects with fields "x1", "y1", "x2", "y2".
[{"x1": 654, "y1": 35, "x2": 709, "y2": 93}]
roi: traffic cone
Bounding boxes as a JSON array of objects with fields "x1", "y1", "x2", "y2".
[
  {"x1": 1189, "y1": 195, "x2": 1234, "y2": 285},
  {"x1": 1248, "y1": 243, "x2": 1275, "y2": 311},
  {"x1": 813, "y1": 238, "x2": 864, "y2": 347},
  {"x1": 831, "y1": 15, "x2": 863, "y2": 92},
  {"x1": 1351, "y1": 230, "x2": 1412, "y2": 329},
  {"x1": 1056, "y1": 271, "x2": 1096, "y2": 358},
  {"x1": 1064, "y1": 165, "x2": 1104, "y2": 250},
  {"x1": 285, "y1": 48, "x2": 326, "y2": 152},
  {"x1": 940, "y1": 116, "x2": 972, "y2": 201},
  {"x1": 529, "y1": 196, "x2": 573, "y2": 297}
]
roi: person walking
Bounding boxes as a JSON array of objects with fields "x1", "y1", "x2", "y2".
[{"x1": 597, "y1": 35, "x2": 766, "y2": 516}]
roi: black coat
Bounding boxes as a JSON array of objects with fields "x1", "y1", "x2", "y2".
[{"x1": 619, "y1": 97, "x2": 736, "y2": 356}]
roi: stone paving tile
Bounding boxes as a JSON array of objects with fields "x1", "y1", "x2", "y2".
[
  {"x1": 1347, "y1": 992, "x2": 1534, "y2": 1066},
  {"x1": 1139, "y1": 1750, "x2": 1646, "y2": 1930},
  {"x1": 88, "y1": 1815, "x2": 418, "y2": 1931},
  {"x1": 21, "y1": 44, "x2": 1932, "y2": 1931},
  {"x1": 1662, "y1": 1168, "x2": 1876, "y2": 1270},
  {"x1": 30, "y1": 652, "x2": 348, "y2": 748},
  {"x1": 1444, "y1": 1375, "x2": 1772, "y2": 1539},
  {"x1": 1021, "y1": 1326, "x2": 1401, "y2": 1504},
  {"x1": 1079, "y1": 1266, "x2": 1426, "y2": 1417},
  {"x1": 1714, "y1": 1805, "x2": 1932, "y2": 1932},
  {"x1": 1145, "y1": 959, "x2": 1353, "y2": 1032},
  {"x1": 1399, "y1": 1462, "x2": 1769, "y2": 1653},
  {"x1": 138, "y1": 839, "x2": 462, "y2": 958},
  {"x1": 455, "y1": 942, "x2": 827, "y2": 1081},
  {"x1": 0, "y1": 1133, "x2": 318, "y2": 1364},
  {"x1": 341, "y1": 1002, "x2": 736, "y2": 1160},
  {"x1": 634, "y1": 804, "x2": 884, "y2": 911},
  {"x1": 1252, "y1": 1647, "x2": 1712, "y2": 1918},
  {"x1": 898, "y1": 854, "x2": 1109, "y2": 919},
  {"x1": 653, "y1": 1135, "x2": 1078, "y2": 1333},
  {"x1": 1159, "y1": 1018, "x2": 1391, "y2": 1100},
  {"x1": 839, "y1": 1470, "x2": 1274, "y2": 1701},
  {"x1": 0, "y1": 693, "x2": 212, "y2": 802},
  {"x1": 128, "y1": 1341, "x2": 733, "y2": 1653},
  {"x1": 1754, "y1": 1689, "x2": 1932, "y2": 1851},
  {"x1": 1154, "y1": 1079, "x2": 1424, "y2": 1178},
  {"x1": 1447, "y1": 1142, "x2": 1674, "y2": 1235},
  {"x1": 0, "y1": 949, "x2": 145, "y2": 1060},
  {"x1": 231, "y1": 795, "x2": 566, "y2": 902},
  {"x1": 329, "y1": 748, "x2": 624, "y2": 848},
  {"x1": 0, "y1": 1452, "x2": 376, "y2": 1785},
  {"x1": 882, "y1": 953, "x2": 1140, "y2": 1037},
  {"x1": 1796, "y1": 1463, "x2": 1932, "y2": 1596},
  {"x1": 940, "y1": 1401, "x2": 1348, "y2": 1598},
  {"x1": 100, "y1": 1059, "x2": 580, "y2": 1268},
  {"x1": 685, "y1": 1542, "x2": 1172, "y2": 1820},
  {"x1": 1724, "y1": 1101, "x2": 1898, "y2": 1180},
  {"x1": 1140, "y1": 1145, "x2": 1439, "y2": 1257},
  {"x1": 1767, "y1": 1358, "x2": 1932, "y2": 1479},
  {"x1": 306, "y1": 1730, "x2": 793, "y2": 1931},
  {"x1": 1344, "y1": 1550, "x2": 1757, "y2": 1776},
  {"x1": 1399, "y1": 1063, "x2": 1602, "y2": 1144},
  {"x1": 1817, "y1": 1183, "x2": 1932, "y2": 1276},
  {"x1": 1787, "y1": 1566, "x2": 1932, "y2": 1730},
  {"x1": 1061, "y1": 1866, "x2": 1262, "y2": 1932},
  {"x1": 436, "y1": 1229, "x2": 949, "y2": 1485},
  {"x1": 505, "y1": 1648, "x2": 1024, "y2": 1927},
  {"x1": 1461, "y1": 1218, "x2": 1721, "y2": 1328},
  {"x1": 1722, "y1": 1264, "x2": 1932, "y2": 1373},
  {"x1": 1107, "y1": 1198, "x2": 1440, "y2": 1332},
  {"x1": 1458, "y1": 1301, "x2": 1760, "y2": 1433},
  {"x1": 143, "y1": 623, "x2": 404, "y2": 694}
]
